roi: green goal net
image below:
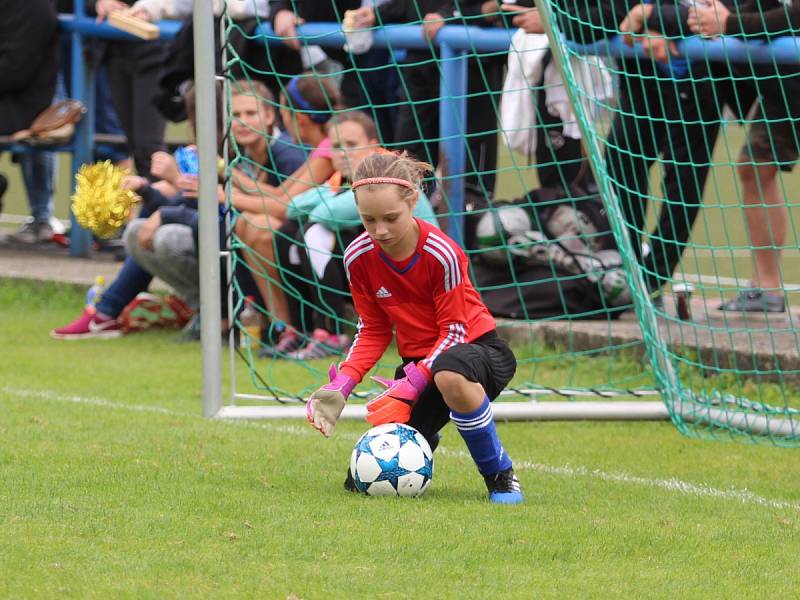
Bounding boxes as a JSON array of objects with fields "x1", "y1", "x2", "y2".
[{"x1": 216, "y1": 1, "x2": 799, "y2": 444}]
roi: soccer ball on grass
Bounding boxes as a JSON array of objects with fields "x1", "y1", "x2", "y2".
[{"x1": 350, "y1": 423, "x2": 434, "y2": 497}]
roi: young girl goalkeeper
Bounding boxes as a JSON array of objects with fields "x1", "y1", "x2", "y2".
[{"x1": 306, "y1": 152, "x2": 523, "y2": 504}]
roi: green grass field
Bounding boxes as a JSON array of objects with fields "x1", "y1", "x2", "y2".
[{"x1": 3, "y1": 279, "x2": 800, "y2": 598}]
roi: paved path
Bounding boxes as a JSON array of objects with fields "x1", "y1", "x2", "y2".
[{"x1": 0, "y1": 236, "x2": 165, "y2": 289}]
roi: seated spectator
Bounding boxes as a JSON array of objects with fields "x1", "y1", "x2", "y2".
[
  {"x1": 121, "y1": 190, "x2": 202, "y2": 326},
  {"x1": 1, "y1": 0, "x2": 59, "y2": 244},
  {"x1": 50, "y1": 79, "x2": 305, "y2": 339},
  {"x1": 258, "y1": 111, "x2": 439, "y2": 360},
  {"x1": 120, "y1": 78, "x2": 311, "y2": 338},
  {"x1": 233, "y1": 74, "x2": 343, "y2": 333},
  {"x1": 122, "y1": 74, "x2": 340, "y2": 340},
  {"x1": 224, "y1": 74, "x2": 342, "y2": 214}
]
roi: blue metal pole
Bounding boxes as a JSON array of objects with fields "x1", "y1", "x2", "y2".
[
  {"x1": 68, "y1": 1, "x2": 94, "y2": 257},
  {"x1": 439, "y1": 43, "x2": 468, "y2": 247}
]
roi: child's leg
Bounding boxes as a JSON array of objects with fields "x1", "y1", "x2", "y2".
[
  {"x1": 235, "y1": 213, "x2": 290, "y2": 324},
  {"x1": 436, "y1": 370, "x2": 521, "y2": 504},
  {"x1": 424, "y1": 333, "x2": 522, "y2": 504},
  {"x1": 435, "y1": 371, "x2": 512, "y2": 477},
  {"x1": 431, "y1": 336, "x2": 521, "y2": 503}
]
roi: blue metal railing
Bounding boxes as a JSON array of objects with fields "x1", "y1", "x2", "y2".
[{"x1": 53, "y1": 11, "x2": 800, "y2": 254}]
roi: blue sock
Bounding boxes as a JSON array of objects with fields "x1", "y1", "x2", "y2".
[{"x1": 451, "y1": 397, "x2": 512, "y2": 476}]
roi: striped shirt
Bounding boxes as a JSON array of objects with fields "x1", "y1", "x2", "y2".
[{"x1": 340, "y1": 218, "x2": 496, "y2": 383}]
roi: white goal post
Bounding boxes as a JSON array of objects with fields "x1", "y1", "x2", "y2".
[
  {"x1": 191, "y1": 1, "x2": 674, "y2": 423},
  {"x1": 194, "y1": 2, "x2": 799, "y2": 440}
]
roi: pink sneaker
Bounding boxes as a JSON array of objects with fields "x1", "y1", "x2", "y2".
[
  {"x1": 290, "y1": 328, "x2": 350, "y2": 360},
  {"x1": 257, "y1": 327, "x2": 302, "y2": 359},
  {"x1": 51, "y1": 308, "x2": 123, "y2": 340}
]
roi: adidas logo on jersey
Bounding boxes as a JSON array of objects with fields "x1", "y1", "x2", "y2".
[{"x1": 375, "y1": 286, "x2": 392, "y2": 298}]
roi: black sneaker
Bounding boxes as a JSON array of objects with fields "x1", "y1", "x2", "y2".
[
  {"x1": 719, "y1": 289, "x2": 785, "y2": 313},
  {"x1": 344, "y1": 468, "x2": 363, "y2": 494},
  {"x1": 483, "y1": 467, "x2": 524, "y2": 505}
]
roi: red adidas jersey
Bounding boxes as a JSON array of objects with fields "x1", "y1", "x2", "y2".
[{"x1": 339, "y1": 218, "x2": 496, "y2": 383}]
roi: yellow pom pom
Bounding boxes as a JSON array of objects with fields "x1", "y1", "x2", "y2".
[{"x1": 71, "y1": 161, "x2": 140, "y2": 239}]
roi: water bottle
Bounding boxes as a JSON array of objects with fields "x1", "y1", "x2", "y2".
[
  {"x1": 240, "y1": 296, "x2": 261, "y2": 349},
  {"x1": 174, "y1": 146, "x2": 199, "y2": 176},
  {"x1": 85, "y1": 275, "x2": 106, "y2": 313}
]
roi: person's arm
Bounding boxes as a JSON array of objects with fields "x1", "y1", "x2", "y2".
[
  {"x1": 554, "y1": 0, "x2": 633, "y2": 45},
  {"x1": 619, "y1": 2, "x2": 684, "y2": 59},
  {"x1": 338, "y1": 270, "x2": 394, "y2": 385},
  {"x1": 269, "y1": 0, "x2": 293, "y2": 24},
  {"x1": 135, "y1": 182, "x2": 168, "y2": 206},
  {"x1": 227, "y1": 186, "x2": 287, "y2": 219},
  {"x1": 128, "y1": 0, "x2": 173, "y2": 21},
  {"x1": 643, "y1": 2, "x2": 692, "y2": 38},
  {"x1": 282, "y1": 155, "x2": 336, "y2": 196},
  {"x1": 374, "y1": 0, "x2": 418, "y2": 24},
  {"x1": 92, "y1": 0, "x2": 132, "y2": 20},
  {"x1": 159, "y1": 204, "x2": 198, "y2": 228},
  {"x1": 158, "y1": 204, "x2": 199, "y2": 246},
  {"x1": 448, "y1": 0, "x2": 536, "y2": 26},
  {"x1": 270, "y1": 1, "x2": 302, "y2": 49},
  {"x1": 726, "y1": 0, "x2": 800, "y2": 38},
  {"x1": 231, "y1": 143, "x2": 331, "y2": 198},
  {"x1": 229, "y1": 155, "x2": 335, "y2": 220}
]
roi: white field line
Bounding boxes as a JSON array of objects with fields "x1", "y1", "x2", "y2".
[
  {"x1": 5, "y1": 386, "x2": 800, "y2": 513},
  {"x1": 438, "y1": 447, "x2": 800, "y2": 513}
]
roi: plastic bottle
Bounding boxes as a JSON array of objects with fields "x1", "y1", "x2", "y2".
[
  {"x1": 85, "y1": 275, "x2": 106, "y2": 313},
  {"x1": 240, "y1": 296, "x2": 261, "y2": 349},
  {"x1": 174, "y1": 146, "x2": 199, "y2": 176}
]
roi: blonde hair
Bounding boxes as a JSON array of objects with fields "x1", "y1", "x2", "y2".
[
  {"x1": 353, "y1": 152, "x2": 432, "y2": 203},
  {"x1": 231, "y1": 79, "x2": 276, "y2": 110},
  {"x1": 325, "y1": 110, "x2": 378, "y2": 141}
]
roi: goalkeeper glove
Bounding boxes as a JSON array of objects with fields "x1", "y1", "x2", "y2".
[
  {"x1": 366, "y1": 362, "x2": 430, "y2": 426},
  {"x1": 307, "y1": 364, "x2": 356, "y2": 437}
]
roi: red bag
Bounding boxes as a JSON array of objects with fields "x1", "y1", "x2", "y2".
[{"x1": 118, "y1": 293, "x2": 193, "y2": 333}]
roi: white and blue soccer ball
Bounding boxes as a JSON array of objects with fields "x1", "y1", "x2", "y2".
[{"x1": 350, "y1": 423, "x2": 434, "y2": 497}]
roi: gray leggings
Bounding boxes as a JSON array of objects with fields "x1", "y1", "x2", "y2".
[{"x1": 124, "y1": 219, "x2": 200, "y2": 311}]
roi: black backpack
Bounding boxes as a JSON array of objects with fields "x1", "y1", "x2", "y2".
[{"x1": 470, "y1": 185, "x2": 627, "y2": 320}]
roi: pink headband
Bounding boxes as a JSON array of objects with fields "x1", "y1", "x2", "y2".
[{"x1": 351, "y1": 177, "x2": 416, "y2": 191}]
